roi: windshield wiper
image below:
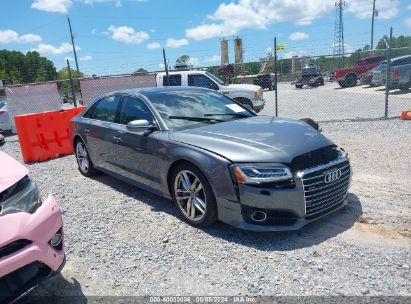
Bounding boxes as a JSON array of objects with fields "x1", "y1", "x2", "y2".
[
  {"x1": 168, "y1": 116, "x2": 225, "y2": 122},
  {"x1": 204, "y1": 113, "x2": 250, "y2": 117}
]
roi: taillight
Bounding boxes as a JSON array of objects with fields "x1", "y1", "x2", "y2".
[
  {"x1": 393, "y1": 68, "x2": 399, "y2": 78},
  {"x1": 0, "y1": 111, "x2": 4, "y2": 115}
]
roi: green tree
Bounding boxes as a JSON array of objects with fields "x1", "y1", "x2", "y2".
[
  {"x1": 0, "y1": 50, "x2": 57, "y2": 84},
  {"x1": 57, "y1": 67, "x2": 84, "y2": 96},
  {"x1": 133, "y1": 68, "x2": 148, "y2": 74},
  {"x1": 176, "y1": 55, "x2": 190, "y2": 63}
]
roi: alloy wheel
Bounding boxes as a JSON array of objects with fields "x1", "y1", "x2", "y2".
[
  {"x1": 174, "y1": 170, "x2": 207, "y2": 221},
  {"x1": 76, "y1": 141, "x2": 90, "y2": 173}
]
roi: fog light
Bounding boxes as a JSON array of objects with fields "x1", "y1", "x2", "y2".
[
  {"x1": 50, "y1": 230, "x2": 62, "y2": 249},
  {"x1": 251, "y1": 211, "x2": 267, "y2": 222}
]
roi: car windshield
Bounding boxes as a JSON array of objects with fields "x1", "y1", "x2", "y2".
[
  {"x1": 205, "y1": 72, "x2": 225, "y2": 85},
  {"x1": 375, "y1": 63, "x2": 386, "y2": 71},
  {"x1": 147, "y1": 90, "x2": 254, "y2": 131}
]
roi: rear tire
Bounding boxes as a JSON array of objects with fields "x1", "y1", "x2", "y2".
[
  {"x1": 345, "y1": 74, "x2": 357, "y2": 87},
  {"x1": 398, "y1": 83, "x2": 410, "y2": 92},
  {"x1": 338, "y1": 81, "x2": 346, "y2": 88},
  {"x1": 171, "y1": 163, "x2": 218, "y2": 227},
  {"x1": 75, "y1": 139, "x2": 99, "y2": 177}
]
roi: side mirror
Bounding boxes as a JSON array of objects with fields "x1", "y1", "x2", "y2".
[
  {"x1": 242, "y1": 104, "x2": 253, "y2": 112},
  {"x1": 126, "y1": 119, "x2": 155, "y2": 132},
  {"x1": 209, "y1": 82, "x2": 219, "y2": 90}
]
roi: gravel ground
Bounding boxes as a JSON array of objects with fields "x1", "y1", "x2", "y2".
[{"x1": 1, "y1": 83, "x2": 410, "y2": 300}]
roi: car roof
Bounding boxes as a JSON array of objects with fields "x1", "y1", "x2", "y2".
[
  {"x1": 157, "y1": 70, "x2": 207, "y2": 75},
  {"x1": 392, "y1": 55, "x2": 411, "y2": 61},
  {"x1": 108, "y1": 86, "x2": 212, "y2": 97}
]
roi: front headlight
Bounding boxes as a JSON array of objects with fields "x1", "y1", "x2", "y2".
[
  {"x1": 254, "y1": 90, "x2": 263, "y2": 99},
  {"x1": 0, "y1": 176, "x2": 42, "y2": 216},
  {"x1": 231, "y1": 164, "x2": 293, "y2": 184}
]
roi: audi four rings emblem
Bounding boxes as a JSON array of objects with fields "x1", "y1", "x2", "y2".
[{"x1": 324, "y1": 169, "x2": 342, "y2": 183}]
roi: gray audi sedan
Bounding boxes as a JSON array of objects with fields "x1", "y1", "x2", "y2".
[{"x1": 70, "y1": 87, "x2": 351, "y2": 231}]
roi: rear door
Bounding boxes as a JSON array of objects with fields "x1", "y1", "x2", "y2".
[
  {"x1": 162, "y1": 74, "x2": 182, "y2": 86},
  {"x1": 109, "y1": 95, "x2": 162, "y2": 189},
  {"x1": 82, "y1": 95, "x2": 122, "y2": 171},
  {"x1": 188, "y1": 74, "x2": 218, "y2": 90}
]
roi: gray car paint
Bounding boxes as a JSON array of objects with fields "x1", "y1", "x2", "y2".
[
  {"x1": 169, "y1": 115, "x2": 333, "y2": 163},
  {"x1": 70, "y1": 87, "x2": 349, "y2": 231}
]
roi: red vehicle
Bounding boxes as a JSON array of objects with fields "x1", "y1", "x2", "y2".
[{"x1": 335, "y1": 56, "x2": 385, "y2": 87}]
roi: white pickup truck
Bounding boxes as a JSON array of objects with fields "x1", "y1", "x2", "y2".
[{"x1": 156, "y1": 70, "x2": 265, "y2": 112}]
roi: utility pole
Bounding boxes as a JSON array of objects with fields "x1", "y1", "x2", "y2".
[
  {"x1": 274, "y1": 37, "x2": 278, "y2": 117},
  {"x1": 334, "y1": 0, "x2": 345, "y2": 68},
  {"x1": 371, "y1": 0, "x2": 376, "y2": 50},
  {"x1": 384, "y1": 27, "x2": 393, "y2": 119},
  {"x1": 67, "y1": 15, "x2": 79, "y2": 73},
  {"x1": 67, "y1": 59, "x2": 77, "y2": 107},
  {"x1": 163, "y1": 48, "x2": 170, "y2": 86}
]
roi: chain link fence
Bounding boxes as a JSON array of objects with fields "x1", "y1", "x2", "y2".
[{"x1": 1, "y1": 47, "x2": 410, "y2": 134}]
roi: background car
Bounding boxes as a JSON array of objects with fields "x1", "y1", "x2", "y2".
[
  {"x1": 0, "y1": 100, "x2": 11, "y2": 134},
  {"x1": 70, "y1": 87, "x2": 351, "y2": 232},
  {"x1": 360, "y1": 64, "x2": 381, "y2": 85},
  {"x1": 372, "y1": 55, "x2": 411, "y2": 90},
  {"x1": 0, "y1": 152, "x2": 65, "y2": 303}
]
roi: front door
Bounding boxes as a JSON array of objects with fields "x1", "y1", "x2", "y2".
[{"x1": 110, "y1": 95, "x2": 162, "y2": 189}]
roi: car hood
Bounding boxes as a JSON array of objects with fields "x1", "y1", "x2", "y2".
[
  {"x1": 222, "y1": 84, "x2": 261, "y2": 92},
  {"x1": 0, "y1": 151, "x2": 29, "y2": 193},
  {"x1": 169, "y1": 116, "x2": 333, "y2": 163}
]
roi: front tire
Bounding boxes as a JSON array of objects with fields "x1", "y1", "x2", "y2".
[
  {"x1": 171, "y1": 163, "x2": 217, "y2": 227},
  {"x1": 75, "y1": 139, "x2": 98, "y2": 177}
]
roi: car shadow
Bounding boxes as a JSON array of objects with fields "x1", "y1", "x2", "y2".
[
  {"x1": 91, "y1": 174, "x2": 362, "y2": 251},
  {"x1": 204, "y1": 192, "x2": 363, "y2": 251},
  {"x1": 389, "y1": 89, "x2": 410, "y2": 95},
  {"x1": 18, "y1": 274, "x2": 87, "y2": 304}
]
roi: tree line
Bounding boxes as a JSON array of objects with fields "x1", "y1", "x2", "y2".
[{"x1": 1, "y1": 35, "x2": 410, "y2": 86}]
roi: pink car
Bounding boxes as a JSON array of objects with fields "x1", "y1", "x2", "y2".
[{"x1": 0, "y1": 152, "x2": 65, "y2": 303}]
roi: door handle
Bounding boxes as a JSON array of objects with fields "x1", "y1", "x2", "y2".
[
  {"x1": 84, "y1": 128, "x2": 90, "y2": 133},
  {"x1": 113, "y1": 136, "x2": 123, "y2": 142}
]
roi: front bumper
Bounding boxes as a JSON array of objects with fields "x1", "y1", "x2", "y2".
[
  {"x1": 0, "y1": 194, "x2": 65, "y2": 302},
  {"x1": 251, "y1": 98, "x2": 265, "y2": 112},
  {"x1": 217, "y1": 196, "x2": 348, "y2": 232},
  {"x1": 217, "y1": 158, "x2": 351, "y2": 231}
]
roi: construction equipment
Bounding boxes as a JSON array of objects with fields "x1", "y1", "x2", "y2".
[{"x1": 295, "y1": 64, "x2": 325, "y2": 88}]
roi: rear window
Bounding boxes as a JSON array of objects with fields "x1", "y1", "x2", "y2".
[
  {"x1": 366, "y1": 57, "x2": 384, "y2": 64},
  {"x1": 163, "y1": 75, "x2": 181, "y2": 86}
]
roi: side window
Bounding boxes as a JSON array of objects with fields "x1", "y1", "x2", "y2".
[
  {"x1": 84, "y1": 95, "x2": 121, "y2": 122},
  {"x1": 392, "y1": 57, "x2": 411, "y2": 66},
  {"x1": 366, "y1": 57, "x2": 384, "y2": 64},
  {"x1": 188, "y1": 74, "x2": 215, "y2": 89},
  {"x1": 119, "y1": 96, "x2": 153, "y2": 125},
  {"x1": 163, "y1": 75, "x2": 181, "y2": 86}
]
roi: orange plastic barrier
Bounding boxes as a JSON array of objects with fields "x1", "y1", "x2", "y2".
[
  {"x1": 400, "y1": 110, "x2": 411, "y2": 120},
  {"x1": 15, "y1": 107, "x2": 85, "y2": 163}
]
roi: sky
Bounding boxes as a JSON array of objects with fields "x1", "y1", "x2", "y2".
[{"x1": 1, "y1": 0, "x2": 410, "y2": 76}]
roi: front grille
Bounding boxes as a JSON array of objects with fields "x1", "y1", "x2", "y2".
[
  {"x1": 290, "y1": 145, "x2": 341, "y2": 174},
  {"x1": 0, "y1": 240, "x2": 32, "y2": 259},
  {"x1": 301, "y1": 160, "x2": 350, "y2": 219},
  {"x1": 0, "y1": 262, "x2": 51, "y2": 302}
]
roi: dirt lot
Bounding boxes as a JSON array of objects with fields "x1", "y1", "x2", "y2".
[
  {"x1": 1, "y1": 82, "x2": 410, "y2": 301},
  {"x1": 262, "y1": 82, "x2": 411, "y2": 121}
]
